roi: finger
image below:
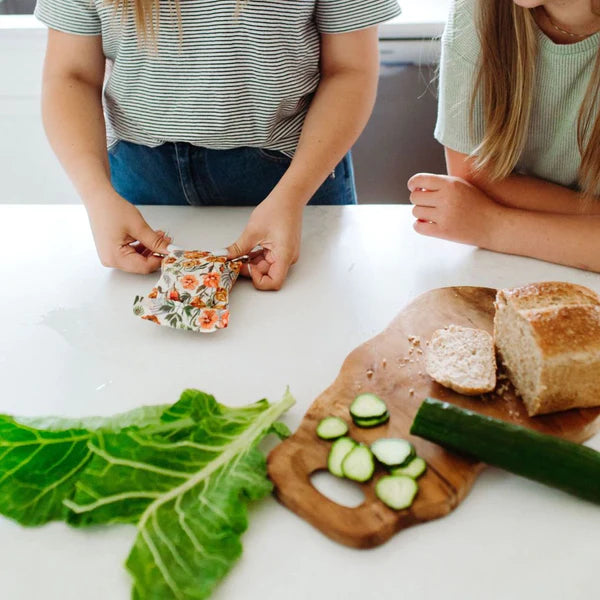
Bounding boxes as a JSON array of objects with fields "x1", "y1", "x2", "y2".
[
  {"x1": 413, "y1": 219, "x2": 441, "y2": 238},
  {"x1": 132, "y1": 221, "x2": 172, "y2": 256},
  {"x1": 412, "y1": 205, "x2": 437, "y2": 223},
  {"x1": 236, "y1": 253, "x2": 269, "y2": 278},
  {"x1": 249, "y1": 257, "x2": 270, "y2": 277},
  {"x1": 251, "y1": 256, "x2": 291, "y2": 291},
  {"x1": 227, "y1": 230, "x2": 258, "y2": 260},
  {"x1": 117, "y1": 245, "x2": 164, "y2": 274},
  {"x1": 407, "y1": 173, "x2": 445, "y2": 192},
  {"x1": 410, "y1": 189, "x2": 440, "y2": 207}
]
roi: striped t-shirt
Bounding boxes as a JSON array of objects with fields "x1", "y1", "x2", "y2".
[{"x1": 35, "y1": 0, "x2": 401, "y2": 153}]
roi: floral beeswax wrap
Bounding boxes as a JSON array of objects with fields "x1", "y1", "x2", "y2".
[{"x1": 133, "y1": 250, "x2": 242, "y2": 333}]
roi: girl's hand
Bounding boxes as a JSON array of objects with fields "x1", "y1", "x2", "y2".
[
  {"x1": 86, "y1": 192, "x2": 171, "y2": 274},
  {"x1": 227, "y1": 192, "x2": 304, "y2": 291},
  {"x1": 407, "y1": 173, "x2": 504, "y2": 248}
]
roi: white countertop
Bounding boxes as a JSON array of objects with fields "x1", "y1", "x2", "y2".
[{"x1": 1, "y1": 204, "x2": 599, "y2": 600}]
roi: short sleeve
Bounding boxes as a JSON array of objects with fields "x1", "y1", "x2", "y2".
[
  {"x1": 315, "y1": 0, "x2": 401, "y2": 34},
  {"x1": 35, "y1": 0, "x2": 101, "y2": 36},
  {"x1": 434, "y1": 0, "x2": 484, "y2": 155}
]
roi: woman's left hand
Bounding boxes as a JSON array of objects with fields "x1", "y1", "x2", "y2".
[
  {"x1": 227, "y1": 191, "x2": 304, "y2": 291},
  {"x1": 407, "y1": 173, "x2": 504, "y2": 248}
]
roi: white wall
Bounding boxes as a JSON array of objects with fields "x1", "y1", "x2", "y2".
[{"x1": 1, "y1": 21, "x2": 80, "y2": 203}]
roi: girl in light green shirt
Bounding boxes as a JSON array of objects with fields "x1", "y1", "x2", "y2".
[{"x1": 408, "y1": 0, "x2": 600, "y2": 272}]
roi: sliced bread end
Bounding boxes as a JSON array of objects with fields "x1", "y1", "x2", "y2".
[{"x1": 425, "y1": 325, "x2": 497, "y2": 396}]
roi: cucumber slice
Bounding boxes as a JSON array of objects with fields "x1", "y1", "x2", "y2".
[
  {"x1": 411, "y1": 398, "x2": 600, "y2": 505},
  {"x1": 349, "y1": 393, "x2": 388, "y2": 419},
  {"x1": 371, "y1": 438, "x2": 415, "y2": 467},
  {"x1": 342, "y1": 444, "x2": 375, "y2": 482},
  {"x1": 327, "y1": 437, "x2": 357, "y2": 478},
  {"x1": 376, "y1": 475, "x2": 419, "y2": 510},
  {"x1": 316, "y1": 417, "x2": 349, "y2": 440},
  {"x1": 391, "y1": 456, "x2": 427, "y2": 479},
  {"x1": 352, "y1": 412, "x2": 390, "y2": 428}
]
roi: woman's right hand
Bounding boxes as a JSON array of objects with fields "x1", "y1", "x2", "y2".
[{"x1": 86, "y1": 192, "x2": 171, "y2": 274}]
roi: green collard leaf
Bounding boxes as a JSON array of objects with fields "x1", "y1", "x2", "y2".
[
  {"x1": 0, "y1": 389, "x2": 295, "y2": 599},
  {"x1": 0, "y1": 416, "x2": 93, "y2": 525},
  {"x1": 16, "y1": 404, "x2": 169, "y2": 433},
  {"x1": 64, "y1": 391, "x2": 295, "y2": 598},
  {"x1": 0, "y1": 405, "x2": 169, "y2": 526},
  {"x1": 270, "y1": 421, "x2": 292, "y2": 440},
  {"x1": 159, "y1": 390, "x2": 220, "y2": 424}
]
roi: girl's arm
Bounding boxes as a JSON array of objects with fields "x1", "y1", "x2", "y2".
[
  {"x1": 227, "y1": 26, "x2": 380, "y2": 290},
  {"x1": 445, "y1": 147, "x2": 600, "y2": 215},
  {"x1": 42, "y1": 30, "x2": 169, "y2": 273},
  {"x1": 408, "y1": 172, "x2": 600, "y2": 273}
]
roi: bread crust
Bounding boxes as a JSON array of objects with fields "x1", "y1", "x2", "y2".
[
  {"x1": 494, "y1": 282, "x2": 600, "y2": 416},
  {"x1": 498, "y1": 281, "x2": 600, "y2": 311}
]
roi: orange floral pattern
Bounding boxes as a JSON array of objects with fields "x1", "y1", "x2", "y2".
[
  {"x1": 215, "y1": 288, "x2": 228, "y2": 303},
  {"x1": 203, "y1": 272, "x2": 221, "y2": 288},
  {"x1": 198, "y1": 309, "x2": 219, "y2": 330},
  {"x1": 133, "y1": 249, "x2": 240, "y2": 333},
  {"x1": 180, "y1": 274, "x2": 199, "y2": 290},
  {"x1": 190, "y1": 295, "x2": 206, "y2": 309},
  {"x1": 141, "y1": 315, "x2": 160, "y2": 325}
]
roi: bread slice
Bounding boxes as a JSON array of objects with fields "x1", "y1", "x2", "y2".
[
  {"x1": 425, "y1": 325, "x2": 496, "y2": 395},
  {"x1": 494, "y1": 282, "x2": 600, "y2": 416}
]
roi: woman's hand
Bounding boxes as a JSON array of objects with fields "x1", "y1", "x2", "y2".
[
  {"x1": 227, "y1": 191, "x2": 304, "y2": 291},
  {"x1": 407, "y1": 173, "x2": 504, "y2": 248},
  {"x1": 86, "y1": 192, "x2": 171, "y2": 274}
]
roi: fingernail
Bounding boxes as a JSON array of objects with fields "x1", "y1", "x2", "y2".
[{"x1": 247, "y1": 264, "x2": 253, "y2": 277}]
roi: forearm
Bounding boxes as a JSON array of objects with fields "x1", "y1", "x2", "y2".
[
  {"x1": 486, "y1": 206, "x2": 600, "y2": 272},
  {"x1": 445, "y1": 147, "x2": 600, "y2": 215},
  {"x1": 42, "y1": 75, "x2": 112, "y2": 205},
  {"x1": 275, "y1": 67, "x2": 377, "y2": 204},
  {"x1": 471, "y1": 172, "x2": 600, "y2": 215}
]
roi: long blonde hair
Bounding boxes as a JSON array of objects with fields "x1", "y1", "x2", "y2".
[
  {"x1": 471, "y1": 1, "x2": 600, "y2": 197},
  {"x1": 108, "y1": 0, "x2": 247, "y2": 41}
]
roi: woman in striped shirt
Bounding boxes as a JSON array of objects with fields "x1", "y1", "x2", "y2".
[{"x1": 35, "y1": 0, "x2": 400, "y2": 288}]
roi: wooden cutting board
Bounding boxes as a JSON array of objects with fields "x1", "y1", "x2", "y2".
[{"x1": 267, "y1": 286, "x2": 600, "y2": 549}]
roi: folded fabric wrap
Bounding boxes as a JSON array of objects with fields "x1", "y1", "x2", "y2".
[{"x1": 133, "y1": 250, "x2": 242, "y2": 333}]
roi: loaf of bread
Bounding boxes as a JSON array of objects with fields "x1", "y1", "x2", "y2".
[
  {"x1": 425, "y1": 325, "x2": 497, "y2": 395},
  {"x1": 494, "y1": 281, "x2": 600, "y2": 416}
]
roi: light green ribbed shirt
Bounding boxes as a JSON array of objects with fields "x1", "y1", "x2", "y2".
[{"x1": 434, "y1": 0, "x2": 600, "y2": 190}]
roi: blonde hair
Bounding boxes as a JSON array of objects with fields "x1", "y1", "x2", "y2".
[
  {"x1": 108, "y1": 0, "x2": 247, "y2": 42},
  {"x1": 471, "y1": 1, "x2": 600, "y2": 197}
]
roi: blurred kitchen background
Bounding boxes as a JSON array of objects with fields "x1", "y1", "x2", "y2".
[{"x1": 0, "y1": 0, "x2": 450, "y2": 204}]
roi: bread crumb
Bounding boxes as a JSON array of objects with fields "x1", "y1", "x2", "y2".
[
  {"x1": 416, "y1": 348, "x2": 423, "y2": 355},
  {"x1": 382, "y1": 358, "x2": 387, "y2": 367},
  {"x1": 495, "y1": 381, "x2": 510, "y2": 396},
  {"x1": 408, "y1": 335, "x2": 421, "y2": 346},
  {"x1": 408, "y1": 388, "x2": 415, "y2": 395},
  {"x1": 366, "y1": 369, "x2": 374, "y2": 379}
]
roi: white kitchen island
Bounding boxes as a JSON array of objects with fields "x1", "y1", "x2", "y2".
[{"x1": 1, "y1": 204, "x2": 599, "y2": 600}]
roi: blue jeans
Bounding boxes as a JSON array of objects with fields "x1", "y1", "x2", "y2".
[{"x1": 108, "y1": 141, "x2": 357, "y2": 206}]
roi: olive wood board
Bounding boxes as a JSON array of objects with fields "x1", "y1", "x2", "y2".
[{"x1": 267, "y1": 286, "x2": 600, "y2": 549}]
